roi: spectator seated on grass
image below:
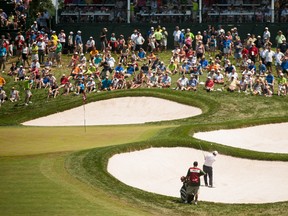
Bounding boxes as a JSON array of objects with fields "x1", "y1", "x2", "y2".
[
  {"x1": 239, "y1": 76, "x2": 248, "y2": 93},
  {"x1": 227, "y1": 76, "x2": 239, "y2": 92},
  {"x1": 176, "y1": 74, "x2": 189, "y2": 91},
  {"x1": 252, "y1": 78, "x2": 263, "y2": 96},
  {"x1": 114, "y1": 70, "x2": 126, "y2": 90},
  {"x1": 131, "y1": 70, "x2": 146, "y2": 89},
  {"x1": 86, "y1": 77, "x2": 96, "y2": 93},
  {"x1": 159, "y1": 73, "x2": 171, "y2": 88},
  {"x1": 9, "y1": 87, "x2": 20, "y2": 102},
  {"x1": 213, "y1": 70, "x2": 225, "y2": 84},
  {"x1": 0, "y1": 74, "x2": 6, "y2": 88},
  {"x1": 147, "y1": 71, "x2": 159, "y2": 88},
  {"x1": 0, "y1": 87, "x2": 7, "y2": 106},
  {"x1": 100, "y1": 75, "x2": 112, "y2": 91},
  {"x1": 186, "y1": 74, "x2": 198, "y2": 91},
  {"x1": 277, "y1": 73, "x2": 287, "y2": 96},
  {"x1": 204, "y1": 76, "x2": 214, "y2": 92},
  {"x1": 47, "y1": 82, "x2": 59, "y2": 99}
]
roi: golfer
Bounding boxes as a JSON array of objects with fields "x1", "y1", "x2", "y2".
[
  {"x1": 203, "y1": 151, "x2": 218, "y2": 187},
  {"x1": 185, "y1": 161, "x2": 205, "y2": 205}
]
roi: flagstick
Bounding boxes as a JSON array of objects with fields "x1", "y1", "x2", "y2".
[
  {"x1": 82, "y1": 91, "x2": 87, "y2": 133},
  {"x1": 83, "y1": 102, "x2": 87, "y2": 133}
]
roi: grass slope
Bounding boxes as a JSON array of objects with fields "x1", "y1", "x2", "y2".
[{"x1": 0, "y1": 53, "x2": 288, "y2": 215}]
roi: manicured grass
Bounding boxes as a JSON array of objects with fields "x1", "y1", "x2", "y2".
[
  {"x1": 0, "y1": 51, "x2": 288, "y2": 215},
  {"x1": 0, "y1": 125, "x2": 170, "y2": 156},
  {"x1": 0, "y1": 154, "x2": 154, "y2": 216}
]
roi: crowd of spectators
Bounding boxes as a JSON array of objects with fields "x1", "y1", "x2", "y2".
[
  {"x1": 0, "y1": 23, "x2": 288, "y2": 107},
  {"x1": 59, "y1": 0, "x2": 288, "y2": 24},
  {"x1": 0, "y1": 0, "x2": 30, "y2": 31}
]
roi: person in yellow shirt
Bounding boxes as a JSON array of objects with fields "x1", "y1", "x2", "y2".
[
  {"x1": 89, "y1": 46, "x2": 99, "y2": 61},
  {"x1": 50, "y1": 31, "x2": 58, "y2": 44},
  {"x1": 278, "y1": 73, "x2": 287, "y2": 96}
]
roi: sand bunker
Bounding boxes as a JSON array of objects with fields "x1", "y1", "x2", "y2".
[
  {"x1": 22, "y1": 97, "x2": 202, "y2": 126},
  {"x1": 108, "y1": 147, "x2": 288, "y2": 204},
  {"x1": 193, "y1": 123, "x2": 288, "y2": 154}
]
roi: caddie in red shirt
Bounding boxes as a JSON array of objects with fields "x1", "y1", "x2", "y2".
[{"x1": 185, "y1": 161, "x2": 205, "y2": 205}]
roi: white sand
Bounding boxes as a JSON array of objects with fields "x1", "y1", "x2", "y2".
[
  {"x1": 22, "y1": 97, "x2": 202, "y2": 126},
  {"x1": 193, "y1": 123, "x2": 288, "y2": 153},
  {"x1": 108, "y1": 147, "x2": 288, "y2": 204}
]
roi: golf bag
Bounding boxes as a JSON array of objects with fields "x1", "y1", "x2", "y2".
[{"x1": 180, "y1": 176, "x2": 194, "y2": 203}]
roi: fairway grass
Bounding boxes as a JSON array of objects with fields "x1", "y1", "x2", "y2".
[{"x1": 0, "y1": 153, "x2": 155, "y2": 216}]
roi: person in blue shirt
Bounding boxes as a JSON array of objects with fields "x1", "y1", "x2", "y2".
[
  {"x1": 101, "y1": 75, "x2": 112, "y2": 91},
  {"x1": 222, "y1": 36, "x2": 232, "y2": 58},
  {"x1": 114, "y1": 63, "x2": 124, "y2": 74},
  {"x1": 258, "y1": 60, "x2": 267, "y2": 75},
  {"x1": 281, "y1": 58, "x2": 288, "y2": 74},
  {"x1": 76, "y1": 79, "x2": 85, "y2": 95},
  {"x1": 0, "y1": 45, "x2": 7, "y2": 73},
  {"x1": 265, "y1": 70, "x2": 275, "y2": 93},
  {"x1": 74, "y1": 31, "x2": 83, "y2": 53},
  {"x1": 248, "y1": 61, "x2": 257, "y2": 73},
  {"x1": 199, "y1": 56, "x2": 209, "y2": 70},
  {"x1": 137, "y1": 48, "x2": 146, "y2": 61}
]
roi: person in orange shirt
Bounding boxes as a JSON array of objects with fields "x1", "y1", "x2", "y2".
[
  {"x1": 0, "y1": 74, "x2": 6, "y2": 87},
  {"x1": 208, "y1": 60, "x2": 219, "y2": 72}
]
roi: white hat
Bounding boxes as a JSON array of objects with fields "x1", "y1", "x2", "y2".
[
  {"x1": 213, "y1": 151, "x2": 218, "y2": 156},
  {"x1": 70, "y1": 31, "x2": 73, "y2": 34},
  {"x1": 77, "y1": 30, "x2": 81, "y2": 34}
]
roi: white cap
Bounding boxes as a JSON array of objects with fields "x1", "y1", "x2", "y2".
[
  {"x1": 213, "y1": 151, "x2": 218, "y2": 156},
  {"x1": 77, "y1": 30, "x2": 81, "y2": 34}
]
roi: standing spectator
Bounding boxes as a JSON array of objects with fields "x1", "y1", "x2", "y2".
[
  {"x1": 248, "y1": 43, "x2": 258, "y2": 64},
  {"x1": 222, "y1": 36, "x2": 232, "y2": 58},
  {"x1": 173, "y1": 26, "x2": 181, "y2": 48},
  {"x1": 85, "y1": 36, "x2": 95, "y2": 53},
  {"x1": 58, "y1": 30, "x2": 66, "y2": 49},
  {"x1": 15, "y1": 32, "x2": 25, "y2": 57},
  {"x1": 275, "y1": 30, "x2": 286, "y2": 48},
  {"x1": 37, "y1": 38, "x2": 45, "y2": 65},
  {"x1": 100, "y1": 28, "x2": 108, "y2": 52},
  {"x1": 262, "y1": 27, "x2": 271, "y2": 42},
  {"x1": 161, "y1": 27, "x2": 168, "y2": 51},
  {"x1": 55, "y1": 40, "x2": 63, "y2": 68},
  {"x1": 0, "y1": 43, "x2": 7, "y2": 73},
  {"x1": 109, "y1": 33, "x2": 118, "y2": 54},
  {"x1": 135, "y1": 32, "x2": 145, "y2": 52},
  {"x1": 264, "y1": 47, "x2": 275, "y2": 72},
  {"x1": 185, "y1": 161, "x2": 205, "y2": 205},
  {"x1": 24, "y1": 76, "x2": 33, "y2": 105},
  {"x1": 31, "y1": 42, "x2": 39, "y2": 61},
  {"x1": 74, "y1": 31, "x2": 83, "y2": 54},
  {"x1": 21, "y1": 43, "x2": 30, "y2": 67},
  {"x1": 274, "y1": 48, "x2": 285, "y2": 70},
  {"x1": 67, "y1": 32, "x2": 74, "y2": 55},
  {"x1": 203, "y1": 151, "x2": 218, "y2": 188}
]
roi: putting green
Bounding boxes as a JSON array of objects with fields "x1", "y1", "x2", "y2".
[{"x1": 0, "y1": 125, "x2": 171, "y2": 156}]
